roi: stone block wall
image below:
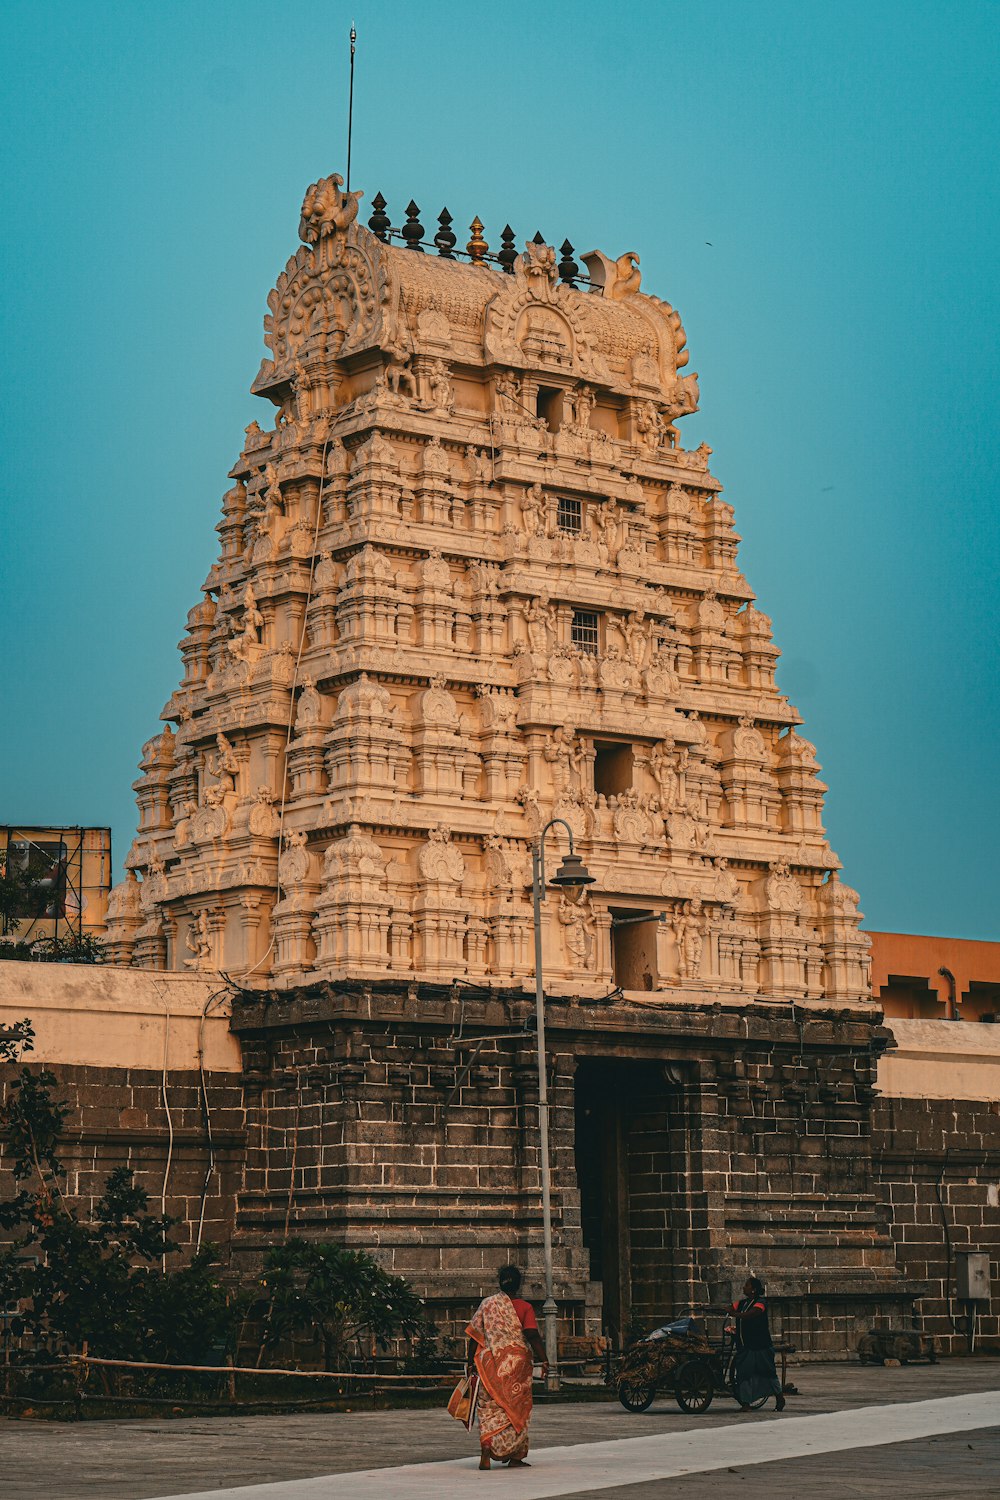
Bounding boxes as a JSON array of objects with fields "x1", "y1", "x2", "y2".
[
  {"x1": 0, "y1": 1061, "x2": 244, "y2": 1257},
  {"x1": 873, "y1": 1096, "x2": 1000, "y2": 1354},
  {"x1": 230, "y1": 984, "x2": 916, "y2": 1356}
]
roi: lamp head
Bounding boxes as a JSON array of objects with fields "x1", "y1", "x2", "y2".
[{"x1": 549, "y1": 851, "x2": 595, "y2": 888}]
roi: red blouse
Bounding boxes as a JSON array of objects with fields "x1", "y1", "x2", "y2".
[{"x1": 510, "y1": 1297, "x2": 538, "y2": 1332}]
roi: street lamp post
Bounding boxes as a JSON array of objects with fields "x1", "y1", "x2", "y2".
[{"x1": 530, "y1": 817, "x2": 594, "y2": 1395}]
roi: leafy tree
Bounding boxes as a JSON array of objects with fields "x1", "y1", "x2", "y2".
[
  {"x1": 257, "y1": 1239, "x2": 426, "y2": 1369},
  {"x1": 0, "y1": 1018, "x2": 235, "y2": 1362}
]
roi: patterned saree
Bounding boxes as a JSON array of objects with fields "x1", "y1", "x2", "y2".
[{"x1": 466, "y1": 1292, "x2": 534, "y2": 1462}]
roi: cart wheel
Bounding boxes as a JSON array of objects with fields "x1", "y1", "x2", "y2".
[
  {"x1": 742, "y1": 1390, "x2": 771, "y2": 1410},
  {"x1": 674, "y1": 1359, "x2": 715, "y2": 1414},
  {"x1": 618, "y1": 1381, "x2": 656, "y2": 1413}
]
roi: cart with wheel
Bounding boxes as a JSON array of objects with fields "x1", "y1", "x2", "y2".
[
  {"x1": 613, "y1": 1316, "x2": 720, "y2": 1414},
  {"x1": 613, "y1": 1313, "x2": 774, "y2": 1415}
]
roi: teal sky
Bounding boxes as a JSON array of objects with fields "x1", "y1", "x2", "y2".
[{"x1": 2, "y1": 1, "x2": 997, "y2": 939}]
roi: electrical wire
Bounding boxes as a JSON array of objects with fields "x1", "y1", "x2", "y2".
[
  {"x1": 194, "y1": 982, "x2": 236, "y2": 1251},
  {"x1": 159, "y1": 1004, "x2": 173, "y2": 1273}
]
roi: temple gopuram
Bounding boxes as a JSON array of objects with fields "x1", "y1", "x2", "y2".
[{"x1": 101, "y1": 175, "x2": 917, "y2": 1352}]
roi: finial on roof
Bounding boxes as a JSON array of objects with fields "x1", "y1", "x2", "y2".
[
  {"x1": 434, "y1": 208, "x2": 457, "y2": 259},
  {"x1": 558, "y1": 240, "x2": 580, "y2": 286},
  {"x1": 531, "y1": 230, "x2": 546, "y2": 246},
  {"x1": 467, "y1": 217, "x2": 488, "y2": 265},
  {"x1": 368, "y1": 191, "x2": 390, "y2": 242},
  {"x1": 403, "y1": 200, "x2": 425, "y2": 252},
  {"x1": 498, "y1": 225, "x2": 518, "y2": 274}
]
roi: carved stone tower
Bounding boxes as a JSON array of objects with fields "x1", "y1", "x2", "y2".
[{"x1": 106, "y1": 178, "x2": 908, "y2": 1351}]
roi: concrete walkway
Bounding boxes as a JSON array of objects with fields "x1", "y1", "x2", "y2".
[
  {"x1": 3, "y1": 1360, "x2": 998, "y2": 1499},
  {"x1": 146, "y1": 1392, "x2": 1000, "y2": 1500}
]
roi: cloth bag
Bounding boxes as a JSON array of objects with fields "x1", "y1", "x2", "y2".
[{"x1": 447, "y1": 1370, "x2": 480, "y2": 1430}]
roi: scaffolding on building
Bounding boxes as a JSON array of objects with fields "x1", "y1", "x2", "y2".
[{"x1": 1, "y1": 824, "x2": 112, "y2": 949}]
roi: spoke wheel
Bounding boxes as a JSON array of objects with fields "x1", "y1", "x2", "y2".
[
  {"x1": 618, "y1": 1381, "x2": 656, "y2": 1413},
  {"x1": 674, "y1": 1358, "x2": 715, "y2": 1414}
]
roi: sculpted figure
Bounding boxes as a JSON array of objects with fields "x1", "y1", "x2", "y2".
[
  {"x1": 524, "y1": 597, "x2": 555, "y2": 655},
  {"x1": 673, "y1": 898, "x2": 707, "y2": 981},
  {"x1": 298, "y1": 173, "x2": 362, "y2": 241},
  {"x1": 572, "y1": 385, "x2": 596, "y2": 429},
  {"x1": 385, "y1": 357, "x2": 416, "y2": 399},
  {"x1": 427, "y1": 359, "x2": 453, "y2": 409},
  {"x1": 593, "y1": 497, "x2": 620, "y2": 561},
  {"x1": 521, "y1": 483, "x2": 547, "y2": 538},
  {"x1": 636, "y1": 400, "x2": 664, "y2": 450},
  {"x1": 713, "y1": 857, "x2": 741, "y2": 907},
  {"x1": 466, "y1": 445, "x2": 492, "y2": 485},
  {"x1": 233, "y1": 581, "x2": 264, "y2": 658},
  {"x1": 650, "y1": 739, "x2": 688, "y2": 810},
  {"x1": 260, "y1": 465, "x2": 284, "y2": 528},
  {"x1": 184, "y1": 910, "x2": 213, "y2": 970},
  {"x1": 608, "y1": 251, "x2": 641, "y2": 300},
  {"x1": 205, "y1": 733, "x2": 239, "y2": 802},
  {"x1": 523, "y1": 239, "x2": 558, "y2": 285},
  {"x1": 559, "y1": 891, "x2": 596, "y2": 966},
  {"x1": 495, "y1": 372, "x2": 523, "y2": 415},
  {"x1": 295, "y1": 674, "x2": 323, "y2": 730},
  {"x1": 621, "y1": 609, "x2": 648, "y2": 669},
  {"x1": 544, "y1": 725, "x2": 585, "y2": 792}
]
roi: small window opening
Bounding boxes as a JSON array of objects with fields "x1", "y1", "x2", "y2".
[
  {"x1": 611, "y1": 908, "x2": 657, "y2": 991},
  {"x1": 536, "y1": 386, "x2": 564, "y2": 432},
  {"x1": 557, "y1": 495, "x2": 583, "y2": 534},
  {"x1": 571, "y1": 609, "x2": 600, "y2": 655},
  {"x1": 593, "y1": 741, "x2": 634, "y2": 797}
]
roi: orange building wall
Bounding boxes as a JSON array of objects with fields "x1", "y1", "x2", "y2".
[{"x1": 868, "y1": 930, "x2": 1000, "y2": 1022}]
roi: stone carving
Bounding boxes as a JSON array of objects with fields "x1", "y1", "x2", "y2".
[
  {"x1": 524, "y1": 597, "x2": 556, "y2": 655},
  {"x1": 248, "y1": 787, "x2": 281, "y2": 837},
  {"x1": 611, "y1": 789, "x2": 656, "y2": 844},
  {"x1": 650, "y1": 739, "x2": 689, "y2": 809},
  {"x1": 184, "y1": 910, "x2": 214, "y2": 970},
  {"x1": 619, "y1": 609, "x2": 649, "y2": 669},
  {"x1": 295, "y1": 675, "x2": 323, "y2": 730},
  {"x1": 228, "y1": 582, "x2": 263, "y2": 662},
  {"x1": 637, "y1": 400, "x2": 666, "y2": 450},
  {"x1": 712, "y1": 857, "x2": 741, "y2": 907},
  {"x1": 494, "y1": 372, "x2": 523, "y2": 414},
  {"x1": 422, "y1": 549, "x2": 452, "y2": 590},
  {"x1": 419, "y1": 674, "x2": 461, "y2": 728},
  {"x1": 544, "y1": 725, "x2": 585, "y2": 792},
  {"x1": 205, "y1": 734, "x2": 239, "y2": 804},
  {"x1": 278, "y1": 829, "x2": 311, "y2": 889},
  {"x1": 298, "y1": 174, "x2": 362, "y2": 242},
  {"x1": 558, "y1": 891, "x2": 597, "y2": 966},
  {"x1": 417, "y1": 826, "x2": 466, "y2": 884},
  {"x1": 521, "y1": 483, "x2": 547, "y2": 537},
  {"x1": 426, "y1": 359, "x2": 453, "y2": 410},
  {"x1": 106, "y1": 869, "x2": 142, "y2": 921},
  {"x1": 476, "y1": 686, "x2": 519, "y2": 733},
  {"x1": 593, "y1": 498, "x2": 621, "y2": 562},
  {"x1": 673, "y1": 898, "x2": 708, "y2": 981},
  {"x1": 765, "y1": 861, "x2": 803, "y2": 913}
]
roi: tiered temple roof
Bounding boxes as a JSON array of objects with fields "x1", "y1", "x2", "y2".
[{"x1": 105, "y1": 174, "x2": 869, "y2": 1008}]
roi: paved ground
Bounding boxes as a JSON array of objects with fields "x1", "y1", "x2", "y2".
[{"x1": 1, "y1": 1360, "x2": 997, "y2": 1499}]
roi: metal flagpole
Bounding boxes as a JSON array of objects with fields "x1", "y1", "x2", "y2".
[{"x1": 346, "y1": 23, "x2": 357, "y2": 192}]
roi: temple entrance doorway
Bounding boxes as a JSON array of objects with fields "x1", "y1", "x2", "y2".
[{"x1": 574, "y1": 1058, "x2": 681, "y2": 1348}]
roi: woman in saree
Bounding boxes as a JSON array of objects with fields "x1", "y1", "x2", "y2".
[
  {"x1": 731, "y1": 1275, "x2": 785, "y2": 1411},
  {"x1": 466, "y1": 1265, "x2": 547, "y2": 1470}
]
